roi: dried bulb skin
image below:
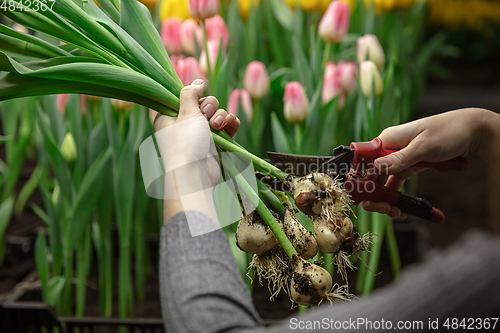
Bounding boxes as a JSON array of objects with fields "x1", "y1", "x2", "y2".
[
  {"x1": 236, "y1": 211, "x2": 279, "y2": 254},
  {"x1": 291, "y1": 173, "x2": 350, "y2": 218},
  {"x1": 283, "y1": 207, "x2": 318, "y2": 259},
  {"x1": 312, "y1": 214, "x2": 353, "y2": 253},
  {"x1": 290, "y1": 255, "x2": 333, "y2": 306}
]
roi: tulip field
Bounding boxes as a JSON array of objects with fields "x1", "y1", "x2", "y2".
[{"x1": 0, "y1": 0, "x2": 486, "y2": 327}]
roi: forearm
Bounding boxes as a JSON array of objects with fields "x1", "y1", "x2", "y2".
[{"x1": 163, "y1": 162, "x2": 219, "y2": 225}]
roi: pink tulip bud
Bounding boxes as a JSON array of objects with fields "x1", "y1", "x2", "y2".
[
  {"x1": 161, "y1": 18, "x2": 183, "y2": 55},
  {"x1": 338, "y1": 61, "x2": 358, "y2": 93},
  {"x1": 324, "y1": 61, "x2": 339, "y2": 79},
  {"x1": 111, "y1": 99, "x2": 135, "y2": 110},
  {"x1": 318, "y1": 1, "x2": 350, "y2": 43},
  {"x1": 357, "y1": 34, "x2": 385, "y2": 69},
  {"x1": 170, "y1": 54, "x2": 185, "y2": 77},
  {"x1": 360, "y1": 60, "x2": 383, "y2": 97},
  {"x1": 243, "y1": 61, "x2": 270, "y2": 99},
  {"x1": 180, "y1": 19, "x2": 200, "y2": 55},
  {"x1": 188, "y1": 0, "x2": 219, "y2": 20},
  {"x1": 176, "y1": 57, "x2": 206, "y2": 86},
  {"x1": 283, "y1": 82, "x2": 310, "y2": 123},
  {"x1": 322, "y1": 65, "x2": 343, "y2": 105},
  {"x1": 228, "y1": 89, "x2": 254, "y2": 124},
  {"x1": 204, "y1": 15, "x2": 230, "y2": 49},
  {"x1": 57, "y1": 94, "x2": 69, "y2": 115},
  {"x1": 199, "y1": 40, "x2": 224, "y2": 73}
]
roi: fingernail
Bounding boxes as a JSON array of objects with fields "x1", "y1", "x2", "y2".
[
  {"x1": 213, "y1": 115, "x2": 224, "y2": 128},
  {"x1": 192, "y1": 79, "x2": 204, "y2": 86},
  {"x1": 201, "y1": 103, "x2": 214, "y2": 118},
  {"x1": 375, "y1": 157, "x2": 393, "y2": 171}
]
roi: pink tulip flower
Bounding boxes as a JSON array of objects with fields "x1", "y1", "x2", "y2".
[
  {"x1": 283, "y1": 82, "x2": 310, "y2": 123},
  {"x1": 176, "y1": 57, "x2": 206, "y2": 86},
  {"x1": 243, "y1": 61, "x2": 270, "y2": 99},
  {"x1": 322, "y1": 68, "x2": 343, "y2": 105},
  {"x1": 180, "y1": 19, "x2": 200, "y2": 55},
  {"x1": 324, "y1": 61, "x2": 339, "y2": 79},
  {"x1": 188, "y1": 0, "x2": 219, "y2": 20},
  {"x1": 357, "y1": 34, "x2": 385, "y2": 69},
  {"x1": 228, "y1": 89, "x2": 254, "y2": 124},
  {"x1": 338, "y1": 61, "x2": 358, "y2": 93},
  {"x1": 318, "y1": 1, "x2": 350, "y2": 43},
  {"x1": 161, "y1": 18, "x2": 183, "y2": 55},
  {"x1": 203, "y1": 15, "x2": 230, "y2": 49},
  {"x1": 199, "y1": 40, "x2": 224, "y2": 73}
]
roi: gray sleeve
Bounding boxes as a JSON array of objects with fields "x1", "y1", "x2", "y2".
[
  {"x1": 159, "y1": 211, "x2": 264, "y2": 333},
  {"x1": 160, "y1": 211, "x2": 500, "y2": 333}
]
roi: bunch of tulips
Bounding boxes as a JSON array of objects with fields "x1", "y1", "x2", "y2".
[{"x1": 0, "y1": 0, "x2": 456, "y2": 315}]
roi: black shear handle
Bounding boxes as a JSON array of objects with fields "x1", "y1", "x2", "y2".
[{"x1": 346, "y1": 175, "x2": 445, "y2": 223}]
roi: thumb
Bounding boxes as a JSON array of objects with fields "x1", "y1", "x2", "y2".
[
  {"x1": 375, "y1": 140, "x2": 430, "y2": 174},
  {"x1": 178, "y1": 79, "x2": 205, "y2": 121}
]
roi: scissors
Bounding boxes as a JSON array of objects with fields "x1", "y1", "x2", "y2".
[{"x1": 257, "y1": 137, "x2": 468, "y2": 223}]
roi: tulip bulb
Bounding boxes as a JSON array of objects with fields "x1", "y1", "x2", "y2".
[
  {"x1": 291, "y1": 173, "x2": 351, "y2": 218},
  {"x1": 236, "y1": 211, "x2": 280, "y2": 255},
  {"x1": 312, "y1": 214, "x2": 353, "y2": 253},
  {"x1": 290, "y1": 255, "x2": 332, "y2": 305},
  {"x1": 282, "y1": 207, "x2": 318, "y2": 260}
]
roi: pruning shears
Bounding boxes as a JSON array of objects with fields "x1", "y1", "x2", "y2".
[{"x1": 257, "y1": 137, "x2": 469, "y2": 223}]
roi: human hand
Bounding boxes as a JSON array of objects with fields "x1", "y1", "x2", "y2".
[
  {"x1": 361, "y1": 108, "x2": 493, "y2": 218},
  {"x1": 153, "y1": 79, "x2": 241, "y2": 223}
]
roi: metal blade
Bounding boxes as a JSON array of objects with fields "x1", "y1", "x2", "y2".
[
  {"x1": 255, "y1": 172, "x2": 291, "y2": 192},
  {"x1": 267, "y1": 152, "x2": 334, "y2": 177},
  {"x1": 267, "y1": 148, "x2": 355, "y2": 178}
]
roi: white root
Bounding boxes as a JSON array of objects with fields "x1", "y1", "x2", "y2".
[{"x1": 248, "y1": 248, "x2": 290, "y2": 300}]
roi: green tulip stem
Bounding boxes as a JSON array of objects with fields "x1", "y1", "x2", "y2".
[
  {"x1": 219, "y1": 153, "x2": 297, "y2": 258},
  {"x1": 202, "y1": 21, "x2": 213, "y2": 94},
  {"x1": 211, "y1": 131, "x2": 288, "y2": 181},
  {"x1": 322, "y1": 42, "x2": 332, "y2": 70}
]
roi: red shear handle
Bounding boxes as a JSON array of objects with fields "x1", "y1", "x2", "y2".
[
  {"x1": 345, "y1": 175, "x2": 445, "y2": 223},
  {"x1": 350, "y1": 137, "x2": 469, "y2": 172}
]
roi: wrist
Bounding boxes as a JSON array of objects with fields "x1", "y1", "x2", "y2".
[{"x1": 470, "y1": 108, "x2": 500, "y2": 161}]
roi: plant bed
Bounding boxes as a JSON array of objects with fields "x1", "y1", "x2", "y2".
[{"x1": 0, "y1": 271, "x2": 164, "y2": 333}]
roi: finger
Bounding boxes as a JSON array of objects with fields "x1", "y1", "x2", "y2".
[
  {"x1": 223, "y1": 114, "x2": 241, "y2": 137},
  {"x1": 374, "y1": 138, "x2": 435, "y2": 174},
  {"x1": 178, "y1": 79, "x2": 205, "y2": 121},
  {"x1": 388, "y1": 206, "x2": 402, "y2": 218},
  {"x1": 199, "y1": 96, "x2": 219, "y2": 119},
  {"x1": 360, "y1": 200, "x2": 391, "y2": 215},
  {"x1": 209, "y1": 109, "x2": 228, "y2": 130},
  {"x1": 384, "y1": 175, "x2": 406, "y2": 190}
]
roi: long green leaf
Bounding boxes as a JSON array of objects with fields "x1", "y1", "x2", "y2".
[
  {"x1": 66, "y1": 148, "x2": 112, "y2": 247},
  {"x1": 270, "y1": 112, "x2": 292, "y2": 153},
  {"x1": 83, "y1": 0, "x2": 183, "y2": 96},
  {"x1": 37, "y1": 108, "x2": 73, "y2": 201},
  {"x1": 0, "y1": 73, "x2": 175, "y2": 115},
  {"x1": 0, "y1": 53, "x2": 179, "y2": 111},
  {"x1": 0, "y1": 197, "x2": 14, "y2": 263},
  {"x1": 120, "y1": 0, "x2": 181, "y2": 88}
]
